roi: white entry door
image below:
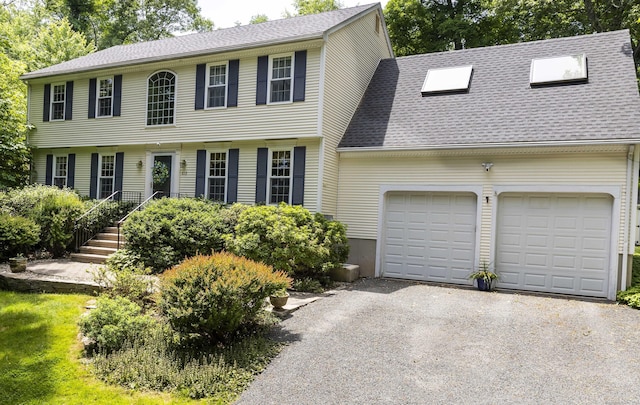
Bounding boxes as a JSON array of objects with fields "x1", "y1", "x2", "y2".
[
  {"x1": 496, "y1": 193, "x2": 612, "y2": 297},
  {"x1": 382, "y1": 192, "x2": 477, "y2": 283}
]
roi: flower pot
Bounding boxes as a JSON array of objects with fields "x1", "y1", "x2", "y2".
[
  {"x1": 476, "y1": 278, "x2": 493, "y2": 291},
  {"x1": 269, "y1": 293, "x2": 289, "y2": 309},
  {"x1": 9, "y1": 257, "x2": 27, "y2": 273}
]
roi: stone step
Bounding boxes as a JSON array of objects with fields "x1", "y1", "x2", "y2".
[
  {"x1": 95, "y1": 232, "x2": 122, "y2": 241},
  {"x1": 79, "y1": 245, "x2": 117, "y2": 256},
  {"x1": 86, "y1": 239, "x2": 120, "y2": 248},
  {"x1": 70, "y1": 252, "x2": 110, "y2": 264},
  {"x1": 104, "y1": 226, "x2": 122, "y2": 234}
]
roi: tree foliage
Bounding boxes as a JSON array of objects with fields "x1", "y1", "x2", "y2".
[
  {"x1": 249, "y1": 14, "x2": 269, "y2": 24},
  {"x1": 46, "y1": 0, "x2": 213, "y2": 50},
  {"x1": 385, "y1": 0, "x2": 640, "y2": 74},
  {"x1": 284, "y1": 0, "x2": 343, "y2": 17}
]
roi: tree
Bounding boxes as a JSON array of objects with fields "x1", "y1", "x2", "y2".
[
  {"x1": 46, "y1": 0, "x2": 213, "y2": 50},
  {"x1": 284, "y1": 0, "x2": 343, "y2": 17},
  {"x1": 249, "y1": 14, "x2": 269, "y2": 24},
  {"x1": 384, "y1": 0, "x2": 498, "y2": 56}
]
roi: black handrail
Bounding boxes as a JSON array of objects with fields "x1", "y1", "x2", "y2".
[
  {"x1": 73, "y1": 191, "x2": 143, "y2": 251},
  {"x1": 116, "y1": 191, "x2": 163, "y2": 249}
]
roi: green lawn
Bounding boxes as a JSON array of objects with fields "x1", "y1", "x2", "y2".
[{"x1": 0, "y1": 291, "x2": 199, "y2": 405}]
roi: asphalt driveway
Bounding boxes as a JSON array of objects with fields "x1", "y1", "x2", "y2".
[{"x1": 238, "y1": 279, "x2": 640, "y2": 404}]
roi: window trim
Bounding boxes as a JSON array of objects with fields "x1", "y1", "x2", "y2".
[
  {"x1": 267, "y1": 148, "x2": 293, "y2": 204},
  {"x1": 267, "y1": 53, "x2": 294, "y2": 105},
  {"x1": 205, "y1": 61, "x2": 229, "y2": 109},
  {"x1": 50, "y1": 83, "x2": 66, "y2": 121},
  {"x1": 145, "y1": 70, "x2": 178, "y2": 127},
  {"x1": 98, "y1": 154, "x2": 116, "y2": 198},
  {"x1": 206, "y1": 150, "x2": 228, "y2": 202},
  {"x1": 52, "y1": 155, "x2": 68, "y2": 188},
  {"x1": 96, "y1": 77, "x2": 114, "y2": 118}
]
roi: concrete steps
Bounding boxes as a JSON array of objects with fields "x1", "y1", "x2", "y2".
[{"x1": 71, "y1": 225, "x2": 124, "y2": 264}]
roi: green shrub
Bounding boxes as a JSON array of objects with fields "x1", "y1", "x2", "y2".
[
  {"x1": 92, "y1": 261, "x2": 156, "y2": 308},
  {"x1": 224, "y1": 203, "x2": 349, "y2": 279},
  {"x1": 78, "y1": 296, "x2": 154, "y2": 353},
  {"x1": 618, "y1": 254, "x2": 640, "y2": 309},
  {"x1": 159, "y1": 252, "x2": 291, "y2": 343},
  {"x1": 122, "y1": 198, "x2": 226, "y2": 271},
  {"x1": 0, "y1": 214, "x2": 40, "y2": 260},
  {"x1": 1, "y1": 185, "x2": 84, "y2": 257}
]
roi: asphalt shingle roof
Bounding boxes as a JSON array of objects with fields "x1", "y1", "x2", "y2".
[
  {"x1": 339, "y1": 30, "x2": 640, "y2": 149},
  {"x1": 22, "y1": 4, "x2": 377, "y2": 80}
]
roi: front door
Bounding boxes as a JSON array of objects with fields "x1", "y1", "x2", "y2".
[{"x1": 152, "y1": 155, "x2": 172, "y2": 197}]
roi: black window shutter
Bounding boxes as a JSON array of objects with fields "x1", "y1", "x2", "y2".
[
  {"x1": 228, "y1": 59, "x2": 239, "y2": 108},
  {"x1": 45, "y1": 154, "x2": 53, "y2": 185},
  {"x1": 292, "y1": 146, "x2": 306, "y2": 205},
  {"x1": 67, "y1": 153, "x2": 76, "y2": 188},
  {"x1": 293, "y1": 51, "x2": 307, "y2": 102},
  {"x1": 43, "y1": 84, "x2": 51, "y2": 122},
  {"x1": 113, "y1": 75, "x2": 122, "y2": 116},
  {"x1": 195, "y1": 149, "x2": 206, "y2": 197},
  {"x1": 65, "y1": 81, "x2": 73, "y2": 120},
  {"x1": 88, "y1": 78, "x2": 97, "y2": 119},
  {"x1": 195, "y1": 64, "x2": 206, "y2": 110},
  {"x1": 114, "y1": 152, "x2": 124, "y2": 196},
  {"x1": 89, "y1": 153, "x2": 98, "y2": 199},
  {"x1": 255, "y1": 148, "x2": 268, "y2": 203},
  {"x1": 227, "y1": 149, "x2": 239, "y2": 203},
  {"x1": 256, "y1": 56, "x2": 268, "y2": 105}
]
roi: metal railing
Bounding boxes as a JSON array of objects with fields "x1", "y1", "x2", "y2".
[
  {"x1": 116, "y1": 191, "x2": 164, "y2": 249},
  {"x1": 73, "y1": 191, "x2": 143, "y2": 251}
]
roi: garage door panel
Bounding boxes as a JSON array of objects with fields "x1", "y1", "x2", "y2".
[
  {"x1": 382, "y1": 192, "x2": 477, "y2": 283},
  {"x1": 497, "y1": 193, "x2": 612, "y2": 298}
]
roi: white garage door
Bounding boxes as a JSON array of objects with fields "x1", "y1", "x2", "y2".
[
  {"x1": 496, "y1": 193, "x2": 612, "y2": 298},
  {"x1": 382, "y1": 192, "x2": 477, "y2": 283}
]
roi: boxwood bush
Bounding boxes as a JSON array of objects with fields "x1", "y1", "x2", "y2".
[
  {"x1": 159, "y1": 252, "x2": 291, "y2": 343},
  {"x1": 122, "y1": 198, "x2": 227, "y2": 272},
  {"x1": 0, "y1": 185, "x2": 84, "y2": 257},
  {"x1": 224, "y1": 203, "x2": 349, "y2": 279},
  {"x1": 0, "y1": 214, "x2": 40, "y2": 260}
]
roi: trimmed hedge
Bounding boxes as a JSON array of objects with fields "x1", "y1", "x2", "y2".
[
  {"x1": 0, "y1": 185, "x2": 84, "y2": 257},
  {"x1": 0, "y1": 214, "x2": 40, "y2": 260},
  {"x1": 160, "y1": 252, "x2": 291, "y2": 343},
  {"x1": 122, "y1": 198, "x2": 227, "y2": 272},
  {"x1": 224, "y1": 203, "x2": 349, "y2": 278}
]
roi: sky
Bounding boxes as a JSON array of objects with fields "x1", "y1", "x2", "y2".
[{"x1": 198, "y1": 1, "x2": 389, "y2": 29}]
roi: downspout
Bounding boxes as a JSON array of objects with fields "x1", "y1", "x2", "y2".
[
  {"x1": 315, "y1": 32, "x2": 328, "y2": 213},
  {"x1": 621, "y1": 145, "x2": 636, "y2": 291}
]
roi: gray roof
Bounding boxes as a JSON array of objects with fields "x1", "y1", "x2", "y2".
[
  {"x1": 22, "y1": 4, "x2": 378, "y2": 80},
  {"x1": 339, "y1": 30, "x2": 640, "y2": 150}
]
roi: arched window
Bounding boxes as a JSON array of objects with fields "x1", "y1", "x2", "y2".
[{"x1": 147, "y1": 71, "x2": 176, "y2": 125}]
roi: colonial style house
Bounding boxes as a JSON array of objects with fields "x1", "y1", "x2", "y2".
[{"x1": 21, "y1": 4, "x2": 640, "y2": 300}]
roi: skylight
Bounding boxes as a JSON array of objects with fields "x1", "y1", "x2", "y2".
[
  {"x1": 530, "y1": 54, "x2": 588, "y2": 85},
  {"x1": 421, "y1": 65, "x2": 473, "y2": 96}
]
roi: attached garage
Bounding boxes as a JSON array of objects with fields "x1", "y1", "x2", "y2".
[
  {"x1": 496, "y1": 193, "x2": 613, "y2": 298},
  {"x1": 381, "y1": 191, "x2": 478, "y2": 284}
]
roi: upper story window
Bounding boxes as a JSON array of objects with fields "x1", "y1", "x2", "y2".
[
  {"x1": 207, "y1": 63, "x2": 228, "y2": 108},
  {"x1": 53, "y1": 155, "x2": 67, "y2": 188},
  {"x1": 269, "y1": 150, "x2": 292, "y2": 204},
  {"x1": 269, "y1": 55, "x2": 293, "y2": 103},
  {"x1": 208, "y1": 151, "x2": 227, "y2": 202},
  {"x1": 97, "y1": 78, "x2": 113, "y2": 117},
  {"x1": 99, "y1": 155, "x2": 115, "y2": 198},
  {"x1": 147, "y1": 71, "x2": 176, "y2": 125},
  {"x1": 51, "y1": 84, "x2": 66, "y2": 121}
]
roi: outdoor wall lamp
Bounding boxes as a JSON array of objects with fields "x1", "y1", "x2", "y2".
[
  {"x1": 481, "y1": 162, "x2": 493, "y2": 172},
  {"x1": 137, "y1": 160, "x2": 143, "y2": 169},
  {"x1": 181, "y1": 159, "x2": 187, "y2": 169}
]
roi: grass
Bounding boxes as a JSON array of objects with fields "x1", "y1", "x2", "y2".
[{"x1": 0, "y1": 291, "x2": 201, "y2": 404}]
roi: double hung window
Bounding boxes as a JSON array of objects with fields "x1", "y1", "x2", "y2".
[
  {"x1": 53, "y1": 156, "x2": 67, "y2": 188},
  {"x1": 99, "y1": 155, "x2": 115, "y2": 198},
  {"x1": 269, "y1": 56, "x2": 293, "y2": 103},
  {"x1": 269, "y1": 150, "x2": 292, "y2": 204},
  {"x1": 207, "y1": 152, "x2": 227, "y2": 202},
  {"x1": 207, "y1": 64, "x2": 227, "y2": 108},
  {"x1": 51, "y1": 84, "x2": 66, "y2": 121}
]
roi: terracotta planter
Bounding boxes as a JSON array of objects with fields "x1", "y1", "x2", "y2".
[
  {"x1": 9, "y1": 257, "x2": 27, "y2": 273},
  {"x1": 269, "y1": 293, "x2": 289, "y2": 309}
]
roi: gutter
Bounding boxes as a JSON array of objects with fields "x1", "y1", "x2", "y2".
[{"x1": 337, "y1": 138, "x2": 640, "y2": 153}]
